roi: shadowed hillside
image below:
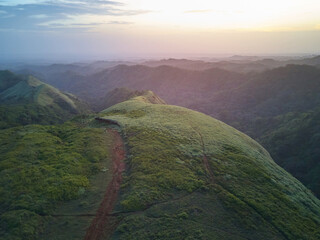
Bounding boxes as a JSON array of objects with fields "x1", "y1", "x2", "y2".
[{"x1": 190, "y1": 65, "x2": 320, "y2": 196}]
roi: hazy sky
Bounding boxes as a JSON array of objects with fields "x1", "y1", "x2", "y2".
[{"x1": 1, "y1": 0, "x2": 320, "y2": 60}]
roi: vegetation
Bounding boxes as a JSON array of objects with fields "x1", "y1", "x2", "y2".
[
  {"x1": 99, "y1": 97, "x2": 320, "y2": 240},
  {"x1": 0, "y1": 70, "x2": 90, "y2": 129},
  {"x1": 0, "y1": 122, "x2": 113, "y2": 240},
  {"x1": 252, "y1": 109, "x2": 320, "y2": 197},
  {"x1": 196, "y1": 65, "x2": 320, "y2": 197}
]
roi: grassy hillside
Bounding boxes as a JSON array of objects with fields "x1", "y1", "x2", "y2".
[
  {"x1": 0, "y1": 120, "x2": 114, "y2": 240},
  {"x1": 98, "y1": 97, "x2": 320, "y2": 240},
  {"x1": 0, "y1": 70, "x2": 90, "y2": 129}
]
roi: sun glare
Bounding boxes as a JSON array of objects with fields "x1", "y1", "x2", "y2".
[{"x1": 123, "y1": 0, "x2": 320, "y2": 31}]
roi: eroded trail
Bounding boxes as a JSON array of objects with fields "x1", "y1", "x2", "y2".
[
  {"x1": 84, "y1": 128, "x2": 126, "y2": 240},
  {"x1": 189, "y1": 124, "x2": 214, "y2": 183}
]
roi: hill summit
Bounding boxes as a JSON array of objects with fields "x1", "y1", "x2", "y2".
[
  {"x1": 97, "y1": 88, "x2": 166, "y2": 111},
  {"x1": 0, "y1": 70, "x2": 89, "y2": 129}
]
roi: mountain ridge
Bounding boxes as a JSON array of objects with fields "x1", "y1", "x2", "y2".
[{"x1": 0, "y1": 70, "x2": 90, "y2": 129}]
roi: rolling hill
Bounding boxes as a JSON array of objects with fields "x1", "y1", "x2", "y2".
[{"x1": 0, "y1": 70, "x2": 90, "y2": 129}]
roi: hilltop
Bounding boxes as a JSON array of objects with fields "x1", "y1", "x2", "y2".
[
  {"x1": 96, "y1": 88, "x2": 166, "y2": 111},
  {"x1": 0, "y1": 70, "x2": 90, "y2": 129}
]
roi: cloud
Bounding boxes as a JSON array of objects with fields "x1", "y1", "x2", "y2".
[
  {"x1": 184, "y1": 9, "x2": 212, "y2": 14},
  {"x1": 40, "y1": 21, "x2": 102, "y2": 27},
  {"x1": 0, "y1": 0, "x2": 149, "y2": 31},
  {"x1": 108, "y1": 20, "x2": 133, "y2": 24},
  {"x1": 29, "y1": 14, "x2": 48, "y2": 18}
]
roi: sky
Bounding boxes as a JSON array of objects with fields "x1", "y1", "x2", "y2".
[{"x1": 0, "y1": 0, "x2": 320, "y2": 61}]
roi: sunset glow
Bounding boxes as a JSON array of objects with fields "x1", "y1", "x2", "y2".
[
  {"x1": 124, "y1": 0, "x2": 320, "y2": 31},
  {"x1": 1, "y1": 0, "x2": 320, "y2": 59}
]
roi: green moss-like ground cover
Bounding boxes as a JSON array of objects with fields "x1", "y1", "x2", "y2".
[
  {"x1": 100, "y1": 97, "x2": 320, "y2": 240},
  {"x1": 0, "y1": 122, "x2": 113, "y2": 240}
]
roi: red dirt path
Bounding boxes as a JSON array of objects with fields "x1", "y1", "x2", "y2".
[{"x1": 84, "y1": 128, "x2": 126, "y2": 240}]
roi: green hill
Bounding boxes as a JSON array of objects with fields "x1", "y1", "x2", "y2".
[
  {"x1": 0, "y1": 70, "x2": 90, "y2": 129},
  {"x1": 96, "y1": 96, "x2": 320, "y2": 240}
]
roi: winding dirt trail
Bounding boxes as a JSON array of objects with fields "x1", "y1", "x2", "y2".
[{"x1": 84, "y1": 128, "x2": 126, "y2": 240}]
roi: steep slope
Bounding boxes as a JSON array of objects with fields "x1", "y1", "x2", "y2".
[
  {"x1": 97, "y1": 97, "x2": 320, "y2": 240},
  {"x1": 0, "y1": 70, "x2": 90, "y2": 129},
  {"x1": 256, "y1": 109, "x2": 320, "y2": 197}
]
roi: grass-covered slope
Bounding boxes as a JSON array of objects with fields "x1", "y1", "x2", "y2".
[
  {"x1": 0, "y1": 70, "x2": 90, "y2": 129},
  {"x1": 100, "y1": 97, "x2": 320, "y2": 240},
  {"x1": 0, "y1": 121, "x2": 113, "y2": 240}
]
